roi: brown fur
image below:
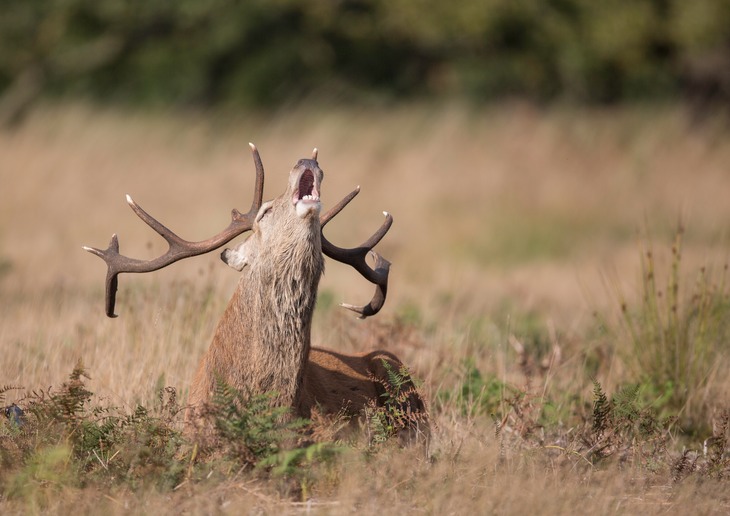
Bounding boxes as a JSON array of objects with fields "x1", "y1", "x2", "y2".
[{"x1": 186, "y1": 157, "x2": 427, "y2": 437}]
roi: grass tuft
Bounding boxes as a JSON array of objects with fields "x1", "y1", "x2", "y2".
[{"x1": 614, "y1": 225, "x2": 730, "y2": 430}]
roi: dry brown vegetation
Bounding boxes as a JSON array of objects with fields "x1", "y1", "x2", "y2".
[{"x1": 1, "y1": 102, "x2": 730, "y2": 513}]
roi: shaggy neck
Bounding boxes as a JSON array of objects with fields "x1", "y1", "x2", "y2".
[{"x1": 224, "y1": 232, "x2": 323, "y2": 408}]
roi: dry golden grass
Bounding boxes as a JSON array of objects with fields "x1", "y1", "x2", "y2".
[{"x1": 2, "y1": 102, "x2": 730, "y2": 513}]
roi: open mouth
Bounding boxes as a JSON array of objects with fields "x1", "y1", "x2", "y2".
[
  {"x1": 293, "y1": 168, "x2": 321, "y2": 217},
  {"x1": 295, "y1": 169, "x2": 320, "y2": 204}
]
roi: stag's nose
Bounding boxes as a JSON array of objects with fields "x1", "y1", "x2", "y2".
[{"x1": 296, "y1": 158, "x2": 319, "y2": 170}]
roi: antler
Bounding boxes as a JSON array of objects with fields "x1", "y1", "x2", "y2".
[
  {"x1": 320, "y1": 186, "x2": 393, "y2": 319},
  {"x1": 83, "y1": 143, "x2": 265, "y2": 317}
]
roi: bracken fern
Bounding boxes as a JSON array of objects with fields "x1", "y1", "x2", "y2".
[
  {"x1": 365, "y1": 360, "x2": 429, "y2": 446},
  {"x1": 584, "y1": 380, "x2": 673, "y2": 467},
  {"x1": 208, "y1": 378, "x2": 309, "y2": 464}
]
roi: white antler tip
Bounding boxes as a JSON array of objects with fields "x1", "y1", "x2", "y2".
[
  {"x1": 125, "y1": 194, "x2": 133, "y2": 205},
  {"x1": 383, "y1": 211, "x2": 389, "y2": 217},
  {"x1": 312, "y1": 147, "x2": 318, "y2": 159},
  {"x1": 340, "y1": 303, "x2": 366, "y2": 319},
  {"x1": 249, "y1": 142, "x2": 257, "y2": 151},
  {"x1": 82, "y1": 246, "x2": 92, "y2": 252}
]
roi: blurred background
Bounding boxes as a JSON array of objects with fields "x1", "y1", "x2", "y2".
[
  {"x1": 1, "y1": 0, "x2": 730, "y2": 123},
  {"x1": 2, "y1": 0, "x2": 730, "y2": 413}
]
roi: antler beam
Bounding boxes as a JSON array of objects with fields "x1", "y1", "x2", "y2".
[
  {"x1": 320, "y1": 187, "x2": 393, "y2": 319},
  {"x1": 83, "y1": 143, "x2": 265, "y2": 317}
]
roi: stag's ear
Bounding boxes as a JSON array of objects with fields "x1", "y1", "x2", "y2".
[{"x1": 221, "y1": 238, "x2": 255, "y2": 271}]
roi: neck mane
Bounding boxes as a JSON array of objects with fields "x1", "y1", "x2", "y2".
[{"x1": 210, "y1": 226, "x2": 324, "y2": 408}]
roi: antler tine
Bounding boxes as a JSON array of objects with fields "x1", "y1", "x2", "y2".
[
  {"x1": 320, "y1": 186, "x2": 360, "y2": 228},
  {"x1": 82, "y1": 233, "x2": 122, "y2": 317},
  {"x1": 321, "y1": 200, "x2": 393, "y2": 318},
  {"x1": 339, "y1": 250, "x2": 390, "y2": 317},
  {"x1": 83, "y1": 143, "x2": 265, "y2": 317},
  {"x1": 244, "y1": 143, "x2": 265, "y2": 218}
]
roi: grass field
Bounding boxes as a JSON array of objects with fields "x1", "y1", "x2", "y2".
[{"x1": 1, "y1": 102, "x2": 730, "y2": 513}]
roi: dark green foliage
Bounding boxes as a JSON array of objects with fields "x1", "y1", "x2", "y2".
[
  {"x1": 209, "y1": 379, "x2": 309, "y2": 463},
  {"x1": 1, "y1": 0, "x2": 730, "y2": 116}
]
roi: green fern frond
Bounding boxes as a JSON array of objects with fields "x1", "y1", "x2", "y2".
[
  {"x1": 208, "y1": 378, "x2": 311, "y2": 461},
  {"x1": 612, "y1": 383, "x2": 641, "y2": 421},
  {"x1": 380, "y1": 360, "x2": 410, "y2": 396},
  {"x1": 591, "y1": 379, "x2": 611, "y2": 434}
]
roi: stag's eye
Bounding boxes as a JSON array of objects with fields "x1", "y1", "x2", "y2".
[{"x1": 255, "y1": 201, "x2": 274, "y2": 223}]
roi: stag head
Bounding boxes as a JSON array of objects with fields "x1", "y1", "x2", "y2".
[
  {"x1": 84, "y1": 145, "x2": 392, "y2": 318},
  {"x1": 221, "y1": 157, "x2": 323, "y2": 271}
]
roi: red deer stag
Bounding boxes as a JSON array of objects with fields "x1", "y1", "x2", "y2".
[{"x1": 84, "y1": 145, "x2": 427, "y2": 440}]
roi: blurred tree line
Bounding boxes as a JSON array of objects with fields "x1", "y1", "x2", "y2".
[{"x1": 1, "y1": 0, "x2": 729, "y2": 123}]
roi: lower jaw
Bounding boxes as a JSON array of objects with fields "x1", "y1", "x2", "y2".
[{"x1": 296, "y1": 200, "x2": 322, "y2": 218}]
